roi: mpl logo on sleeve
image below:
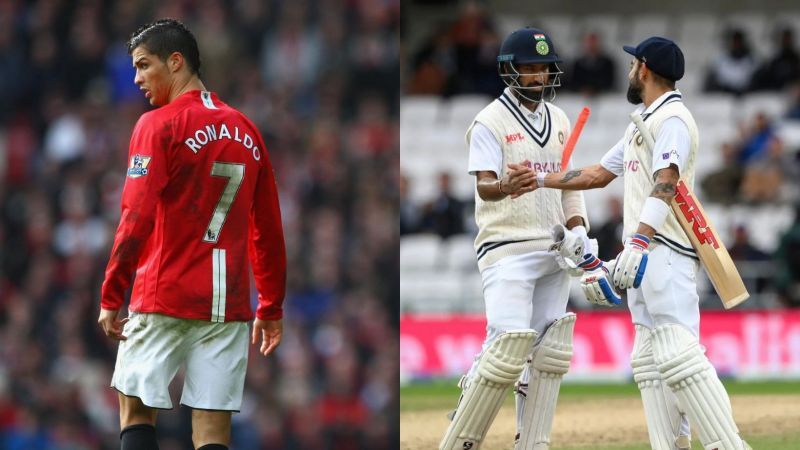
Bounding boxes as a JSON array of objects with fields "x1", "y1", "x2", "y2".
[{"x1": 127, "y1": 154, "x2": 152, "y2": 178}]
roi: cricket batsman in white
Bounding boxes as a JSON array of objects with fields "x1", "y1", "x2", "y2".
[
  {"x1": 440, "y1": 27, "x2": 612, "y2": 450},
  {"x1": 527, "y1": 36, "x2": 751, "y2": 450}
]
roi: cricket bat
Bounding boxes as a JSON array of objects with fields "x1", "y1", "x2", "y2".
[{"x1": 630, "y1": 113, "x2": 749, "y2": 309}]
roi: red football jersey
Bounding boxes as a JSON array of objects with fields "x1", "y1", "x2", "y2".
[{"x1": 101, "y1": 90, "x2": 286, "y2": 322}]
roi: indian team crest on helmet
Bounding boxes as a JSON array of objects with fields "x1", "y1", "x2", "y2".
[{"x1": 533, "y1": 33, "x2": 550, "y2": 55}]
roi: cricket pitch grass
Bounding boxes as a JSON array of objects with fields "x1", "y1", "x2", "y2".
[{"x1": 400, "y1": 381, "x2": 800, "y2": 449}]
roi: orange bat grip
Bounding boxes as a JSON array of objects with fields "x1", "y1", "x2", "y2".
[{"x1": 560, "y1": 107, "x2": 590, "y2": 170}]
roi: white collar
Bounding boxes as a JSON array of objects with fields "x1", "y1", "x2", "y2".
[{"x1": 637, "y1": 89, "x2": 682, "y2": 116}]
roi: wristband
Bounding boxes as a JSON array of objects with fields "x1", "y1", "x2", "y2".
[
  {"x1": 497, "y1": 179, "x2": 507, "y2": 195},
  {"x1": 629, "y1": 233, "x2": 651, "y2": 250},
  {"x1": 639, "y1": 197, "x2": 670, "y2": 231},
  {"x1": 577, "y1": 254, "x2": 602, "y2": 271},
  {"x1": 536, "y1": 172, "x2": 547, "y2": 188}
]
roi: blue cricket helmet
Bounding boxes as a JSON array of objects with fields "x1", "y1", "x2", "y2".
[
  {"x1": 497, "y1": 27, "x2": 563, "y2": 103},
  {"x1": 497, "y1": 27, "x2": 563, "y2": 65}
]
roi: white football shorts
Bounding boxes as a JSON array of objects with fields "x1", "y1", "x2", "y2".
[{"x1": 111, "y1": 312, "x2": 249, "y2": 411}]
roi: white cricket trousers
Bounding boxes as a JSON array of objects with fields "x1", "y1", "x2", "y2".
[
  {"x1": 475, "y1": 250, "x2": 570, "y2": 360},
  {"x1": 627, "y1": 244, "x2": 701, "y2": 334}
]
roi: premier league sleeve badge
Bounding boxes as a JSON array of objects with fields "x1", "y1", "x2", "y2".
[{"x1": 127, "y1": 154, "x2": 152, "y2": 178}]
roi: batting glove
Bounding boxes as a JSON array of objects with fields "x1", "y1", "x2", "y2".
[
  {"x1": 579, "y1": 257, "x2": 622, "y2": 307},
  {"x1": 549, "y1": 225, "x2": 596, "y2": 277},
  {"x1": 571, "y1": 225, "x2": 592, "y2": 259},
  {"x1": 612, "y1": 233, "x2": 650, "y2": 290}
]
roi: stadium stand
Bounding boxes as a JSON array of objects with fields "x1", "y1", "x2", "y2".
[
  {"x1": 0, "y1": 0, "x2": 398, "y2": 448},
  {"x1": 402, "y1": 9, "x2": 800, "y2": 313}
]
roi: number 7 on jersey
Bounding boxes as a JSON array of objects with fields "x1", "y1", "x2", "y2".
[{"x1": 204, "y1": 161, "x2": 245, "y2": 243}]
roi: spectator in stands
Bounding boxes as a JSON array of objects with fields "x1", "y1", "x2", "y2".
[
  {"x1": 260, "y1": 2, "x2": 320, "y2": 90},
  {"x1": 701, "y1": 142, "x2": 744, "y2": 204},
  {"x1": 592, "y1": 196, "x2": 624, "y2": 261},
  {"x1": 728, "y1": 224, "x2": 772, "y2": 294},
  {"x1": 0, "y1": 14, "x2": 28, "y2": 123},
  {"x1": 407, "y1": 26, "x2": 457, "y2": 95},
  {"x1": 448, "y1": 1, "x2": 497, "y2": 95},
  {"x1": 420, "y1": 171, "x2": 465, "y2": 238},
  {"x1": 729, "y1": 224, "x2": 769, "y2": 261},
  {"x1": 740, "y1": 136, "x2": 786, "y2": 202},
  {"x1": 737, "y1": 111, "x2": 776, "y2": 164},
  {"x1": 785, "y1": 81, "x2": 800, "y2": 119},
  {"x1": 52, "y1": 180, "x2": 108, "y2": 257},
  {"x1": 774, "y1": 203, "x2": 800, "y2": 307},
  {"x1": 406, "y1": 2, "x2": 501, "y2": 97},
  {"x1": 567, "y1": 31, "x2": 616, "y2": 95},
  {"x1": 470, "y1": 27, "x2": 505, "y2": 97},
  {"x1": 400, "y1": 173, "x2": 420, "y2": 235},
  {"x1": 751, "y1": 27, "x2": 800, "y2": 91},
  {"x1": 347, "y1": 94, "x2": 397, "y2": 158},
  {"x1": 704, "y1": 28, "x2": 758, "y2": 95}
]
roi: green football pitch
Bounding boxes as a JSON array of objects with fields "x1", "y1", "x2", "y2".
[{"x1": 401, "y1": 380, "x2": 800, "y2": 449}]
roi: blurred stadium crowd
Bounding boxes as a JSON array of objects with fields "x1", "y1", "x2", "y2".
[
  {"x1": 0, "y1": 0, "x2": 399, "y2": 449},
  {"x1": 400, "y1": 3, "x2": 800, "y2": 311}
]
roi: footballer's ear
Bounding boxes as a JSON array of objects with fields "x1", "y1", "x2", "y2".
[{"x1": 168, "y1": 52, "x2": 184, "y2": 73}]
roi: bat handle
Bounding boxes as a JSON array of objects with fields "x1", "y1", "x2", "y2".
[{"x1": 630, "y1": 113, "x2": 656, "y2": 150}]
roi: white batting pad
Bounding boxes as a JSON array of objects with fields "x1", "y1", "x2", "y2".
[
  {"x1": 440, "y1": 329, "x2": 537, "y2": 450},
  {"x1": 652, "y1": 324, "x2": 745, "y2": 450},
  {"x1": 630, "y1": 324, "x2": 691, "y2": 450},
  {"x1": 516, "y1": 313, "x2": 575, "y2": 450}
]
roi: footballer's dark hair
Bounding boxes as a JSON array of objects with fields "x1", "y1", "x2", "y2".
[{"x1": 127, "y1": 19, "x2": 201, "y2": 76}]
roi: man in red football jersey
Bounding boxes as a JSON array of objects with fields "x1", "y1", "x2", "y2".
[{"x1": 97, "y1": 19, "x2": 286, "y2": 450}]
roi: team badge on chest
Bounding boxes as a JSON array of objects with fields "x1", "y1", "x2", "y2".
[
  {"x1": 558, "y1": 131, "x2": 565, "y2": 144},
  {"x1": 635, "y1": 134, "x2": 644, "y2": 146}
]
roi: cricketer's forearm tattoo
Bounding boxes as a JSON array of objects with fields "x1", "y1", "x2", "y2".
[
  {"x1": 651, "y1": 182, "x2": 677, "y2": 202},
  {"x1": 560, "y1": 170, "x2": 582, "y2": 183}
]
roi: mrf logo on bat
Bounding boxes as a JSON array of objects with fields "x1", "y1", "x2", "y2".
[
  {"x1": 675, "y1": 181, "x2": 719, "y2": 249},
  {"x1": 127, "y1": 154, "x2": 152, "y2": 178}
]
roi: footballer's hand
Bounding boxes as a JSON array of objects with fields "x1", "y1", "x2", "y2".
[
  {"x1": 252, "y1": 318, "x2": 283, "y2": 357},
  {"x1": 504, "y1": 160, "x2": 536, "y2": 198},
  {"x1": 98, "y1": 308, "x2": 128, "y2": 341},
  {"x1": 581, "y1": 260, "x2": 622, "y2": 307},
  {"x1": 613, "y1": 233, "x2": 650, "y2": 290}
]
